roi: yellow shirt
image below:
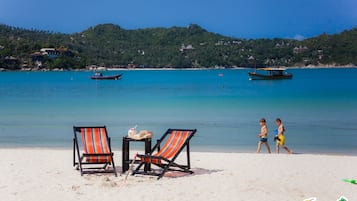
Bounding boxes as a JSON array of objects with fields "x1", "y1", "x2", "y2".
[{"x1": 277, "y1": 124, "x2": 285, "y2": 145}]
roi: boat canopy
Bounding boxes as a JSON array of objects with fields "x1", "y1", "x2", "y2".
[{"x1": 257, "y1": 68, "x2": 287, "y2": 71}]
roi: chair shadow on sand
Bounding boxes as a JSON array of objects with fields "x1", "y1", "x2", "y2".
[{"x1": 160, "y1": 168, "x2": 223, "y2": 178}]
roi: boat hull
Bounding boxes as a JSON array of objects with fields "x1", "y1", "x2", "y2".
[
  {"x1": 248, "y1": 72, "x2": 293, "y2": 80},
  {"x1": 90, "y1": 74, "x2": 122, "y2": 80}
]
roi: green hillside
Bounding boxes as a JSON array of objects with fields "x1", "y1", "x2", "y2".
[{"x1": 0, "y1": 23, "x2": 356, "y2": 70}]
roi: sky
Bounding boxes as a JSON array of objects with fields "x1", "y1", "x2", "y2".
[{"x1": 0, "y1": 0, "x2": 356, "y2": 39}]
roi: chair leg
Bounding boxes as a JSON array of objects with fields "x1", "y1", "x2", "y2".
[
  {"x1": 157, "y1": 164, "x2": 171, "y2": 180},
  {"x1": 103, "y1": 163, "x2": 108, "y2": 169},
  {"x1": 132, "y1": 162, "x2": 145, "y2": 176},
  {"x1": 79, "y1": 163, "x2": 83, "y2": 176},
  {"x1": 111, "y1": 156, "x2": 118, "y2": 177},
  {"x1": 186, "y1": 142, "x2": 191, "y2": 169},
  {"x1": 73, "y1": 139, "x2": 75, "y2": 167},
  {"x1": 78, "y1": 158, "x2": 84, "y2": 176}
]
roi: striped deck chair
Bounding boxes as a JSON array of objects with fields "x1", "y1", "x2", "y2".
[
  {"x1": 132, "y1": 128, "x2": 197, "y2": 179},
  {"x1": 73, "y1": 126, "x2": 117, "y2": 176}
]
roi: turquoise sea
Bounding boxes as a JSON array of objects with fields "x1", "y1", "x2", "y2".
[{"x1": 0, "y1": 68, "x2": 357, "y2": 154}]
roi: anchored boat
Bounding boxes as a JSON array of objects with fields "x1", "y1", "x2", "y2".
[
  {"x1": 248, "y1": 68, "x2": 293, "y2": 80},
  {"x1": 90, "y1": 72, "x2": 122, "y2": 80}
]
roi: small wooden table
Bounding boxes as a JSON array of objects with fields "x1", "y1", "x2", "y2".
[{"x1": 122, "y1": 137, "x2": 152, "y2": 173}]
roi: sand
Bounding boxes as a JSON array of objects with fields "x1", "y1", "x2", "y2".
[{"x1": 0, "y1": 148, "x2": 356, "y2": 201}]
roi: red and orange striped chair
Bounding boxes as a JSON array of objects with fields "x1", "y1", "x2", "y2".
[
  {"x1": 132, "y1": 128, "x2": 197, "y2": 179},
  {"x1": 73, "y1": 126, "x2": 117, "y2": 176}
]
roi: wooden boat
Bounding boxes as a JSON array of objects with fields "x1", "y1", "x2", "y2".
[
  {"x1": 248, "y1": 68, "x2": 293, "y2": 80},
  {"x1": 90, "y1": 72, "x2": 122, "y2": 80}
]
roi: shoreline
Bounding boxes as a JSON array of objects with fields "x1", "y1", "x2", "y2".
[
  {"x1": 0, "y1": 146, "x2": 355, "y2": 157},
  {"x1": 1, "y1": 65, "x2": 357, "y2": 72}
]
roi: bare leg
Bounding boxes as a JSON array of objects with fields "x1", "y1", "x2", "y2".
[
  {"x1": 276, "y1": 143, "x2": 280, "y2": 154},
  {"x1": 283, "y1": 146, "x2": 293, "y2": 154},
  {"x1": 264, "y1": 142, "x2": 271, "y2": 153},
  {"x1": 256, "y1": 141, "x2": 262, "y2": 153}
]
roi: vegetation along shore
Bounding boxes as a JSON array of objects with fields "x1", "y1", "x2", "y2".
[{"x1": 0, "y1": 23, "x2": 356, "y2": 71}]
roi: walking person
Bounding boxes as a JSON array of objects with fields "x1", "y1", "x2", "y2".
[
  {"x1": 275, "y1": 118, "x2": 293, "y2": 154},
  {"x1": 256, "y1": 118, "x2": 271, "y2": 153}
]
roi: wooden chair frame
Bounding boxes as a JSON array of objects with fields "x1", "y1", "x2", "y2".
[
  {"x1": 73, "y1": 126, "x2": 117, "y2": 177},
  {"x1": 132, "y1": 128, "x2": 196, "y2": 179}
]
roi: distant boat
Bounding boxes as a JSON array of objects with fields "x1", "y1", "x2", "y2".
[
  {"x1": 90, "y1": 72, "x2": 122, "y2": 80},
  {"x1": 248, "y1": 68, "x2": 293, "y2": 80}
]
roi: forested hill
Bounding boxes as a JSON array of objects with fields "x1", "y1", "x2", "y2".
[{"x1": 0, "y1": 23, "x2": 356, "y2": 70}]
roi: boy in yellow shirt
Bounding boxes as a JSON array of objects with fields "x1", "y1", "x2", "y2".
[{"x1": 275, "y1": 118, "x2": 293, "y2": 154}]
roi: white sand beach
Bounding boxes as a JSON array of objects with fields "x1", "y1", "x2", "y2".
[{"x1": 0, "y1": 149, "x2": 356, "y2": 201}]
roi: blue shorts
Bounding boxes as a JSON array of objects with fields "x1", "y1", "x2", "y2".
[{"x1": 260, "y1": 138, "x2": 268, "y2": 142}]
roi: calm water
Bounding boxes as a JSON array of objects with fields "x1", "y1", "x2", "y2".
[{"x1": 0, "y1": 69, "x2": 357, "y2": 154}]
